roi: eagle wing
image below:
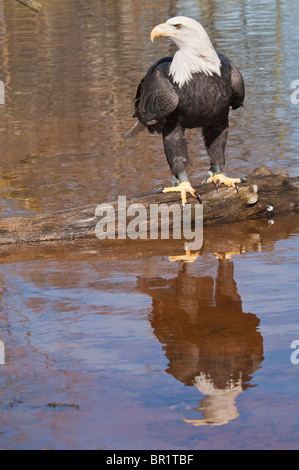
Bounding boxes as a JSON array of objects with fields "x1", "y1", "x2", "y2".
[
  {"x1": 230, "y1": 60, "x2": 245, "y2": 110},
  {"x1": 134, "y1": 59, "x2": 179, "y2": 126}
]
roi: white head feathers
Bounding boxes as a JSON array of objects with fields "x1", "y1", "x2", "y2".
[{"x1": 162, "y1": 16, "x2": 221, "y2": 87}]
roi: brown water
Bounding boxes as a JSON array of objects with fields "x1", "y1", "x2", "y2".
[{"x1": 0, "y1": 0, "x2": 299, "y2": 450}]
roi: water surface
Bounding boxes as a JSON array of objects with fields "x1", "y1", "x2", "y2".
[{"x1": 0, "y1": 0, "x2": 298, "y2": 450}]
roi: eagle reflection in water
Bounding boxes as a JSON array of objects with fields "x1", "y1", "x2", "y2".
[{"x1": 138, "y1": 257, "x2": 264, "y2": 426}]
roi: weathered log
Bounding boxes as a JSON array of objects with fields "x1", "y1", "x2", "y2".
[
  {"x1": 0, "y1": 165, "x2": 298, "y2": 245},
  {"x1": 16, "y1": 0, "x2": 42, "y2": 13}
]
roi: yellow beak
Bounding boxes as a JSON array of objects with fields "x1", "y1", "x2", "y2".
[{"x1": 150, "y1": 23, "x2": 171, "y2": 42}]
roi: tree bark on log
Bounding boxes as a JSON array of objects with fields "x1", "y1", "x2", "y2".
[{"x1": 0, "y1": 165, "x2": 298, "y2": 245}]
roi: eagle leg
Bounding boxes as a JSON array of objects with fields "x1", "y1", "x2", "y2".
[
  {"x1": 162, "y1": 129, "x2": 201, "y2": 206},
  {"x1": 169, "y1": 175, "x2": 179, "y2": 187}
]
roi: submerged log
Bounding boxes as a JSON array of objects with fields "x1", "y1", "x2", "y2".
[{"x1": 0, "y1": 165, "x2": 298, "y2": 245}]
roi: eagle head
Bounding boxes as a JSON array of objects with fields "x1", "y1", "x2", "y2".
[
  {"x1": 150, "y1": 16, "x2": 209, "y2": 47},
  {"x1": 150, "y1": 16, "x2": 221, "y2": 86}
]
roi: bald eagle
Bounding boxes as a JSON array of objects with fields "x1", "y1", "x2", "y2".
[{"x1": 126, "y1": 16, "x2": 246, "y2": 206}]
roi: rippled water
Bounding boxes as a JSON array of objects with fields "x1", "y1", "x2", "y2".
[{"x1": 0, "y1": 0, "x2": 299, "y2": 450}]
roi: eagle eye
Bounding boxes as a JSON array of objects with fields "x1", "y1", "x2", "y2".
[{"x1": 174, "y1": 24, "x2": 182, "y2": 30}]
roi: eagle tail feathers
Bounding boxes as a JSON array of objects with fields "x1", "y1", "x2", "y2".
[{"x1": 124, "y1": 121, "x2": 146, "y2": 139}]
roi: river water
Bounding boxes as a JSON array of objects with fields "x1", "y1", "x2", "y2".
[{"x1": 0, "y1": 0, "x2": 298, "y2": 450}]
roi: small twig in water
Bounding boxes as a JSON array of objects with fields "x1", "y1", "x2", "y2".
[
  {"x1": 16, "y1": 0, "x2": 42, "y2": 13},
  {"x1": 47, "y1": 402, "x2": 80, "y2": 410}
]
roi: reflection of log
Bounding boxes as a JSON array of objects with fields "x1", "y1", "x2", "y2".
[
  {"x1": 16, "y1": 0, "x2": 42, "y2": 13},
  {"x1": 0, "y1": 213, "x2": 298, "y2": 263},
  {"x1": 0, "y1": 165, "x2": 298, "y2": 245}
]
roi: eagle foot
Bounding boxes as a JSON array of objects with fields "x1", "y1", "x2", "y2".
[
  {"x1": 213, "y1": 250, "x2": 245, "y2": 260},
  {"x1": 168, "y1": 249, "x2": 200, "y2": 263},
  {"x1": 206, "y1": 173, "x2": 246, "y2": 192},
  {"x1": 162, "y1": 181, "x2": 201, "y2": 207}
]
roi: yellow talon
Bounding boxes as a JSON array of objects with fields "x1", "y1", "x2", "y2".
[
  {"x1": 213, "y1": 250, "x2": 245, "y2": 260},
  {"x1": 168, "y1": 249, "x2": 200, "y2": 263},
  {"x1": 163, "y1": 181, "x2": 197, "y2": 206},
  {"x1": 206, "y1": 173, "x2": 242, "y2": 187}
]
